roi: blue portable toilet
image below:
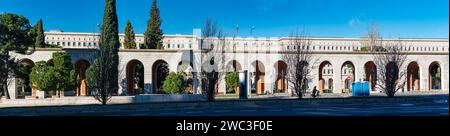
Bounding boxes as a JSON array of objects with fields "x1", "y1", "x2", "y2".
[{"x1": 352, "y1": 81, "x2": 370, "y2": 96}]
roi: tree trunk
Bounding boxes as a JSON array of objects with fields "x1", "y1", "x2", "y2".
[{"x1": 2, "y1": 82, "x2": 10, "y2": 99}]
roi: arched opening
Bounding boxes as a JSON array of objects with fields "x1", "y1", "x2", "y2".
[
  {"x1": 251, "y1": 60, "x2": 265, "y2": 95},
  {"x1": 152, "y1": 60, "x2": 169, "y2": 94},
  {"x1": 364, "y1": 61, "x2": 377, "y2": 92},
  {"x1": 225, "y1": 60, "x2": 242, "y2": 94},
  {"x1": 74, "y1": 59, "x2": 90, "y2": 96},
  {"x1": 319, "y1": 61, "x2": 333, "y2": 93},
  {"x1": 407, "y1": 62, "x2": 420, "y2": 92},
  {"x1": 126, "y1": 60, "x2": 144, "y2": 96},
  {"x1": 226, "y1": 60, "x2": 242, "y2": 72},
  {"x1": 178, "y1": 61, "x2": 194, "y2": 94},
  {"x1": 274, "y1": 61, "x2": 288, "y2": 94},
  {"x1": 16, "y1": 59, "x2": 35, "y2": 99},
  {"x1": 328, "y1": 79, "x2": 333, "y2": 91},
  {"x1": 341, "y1": 61, "x2": 355, "y2": 93},
  {"x1": 47, "y1": 59, "x2": 54, "y2": 66},
  {"x1": 429, "y1": 62, "x2": 441, "y2": 90}
]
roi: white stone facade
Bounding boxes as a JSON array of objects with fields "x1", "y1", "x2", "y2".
[{"x1": 7, "y1": 31, "x2": 449, "y2": 99}]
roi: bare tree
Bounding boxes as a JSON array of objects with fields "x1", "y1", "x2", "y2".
[
  {"x1": 362, "y1": 24, "x2": 408, "y2": 97},
  {"x1": 282, "y1": 29, "x2": 315, "y2": 99},
  {"x1": 199, "y1": 17, "x2": 227, "y2": 101}
]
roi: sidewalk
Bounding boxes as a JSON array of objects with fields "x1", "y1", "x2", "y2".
[
  {"x1": 0, "y1": 93, "x2": 447, "y2": 116},
  {"x1": 217, "y1": 90, "x2": 449, "y2": 100},
  {"x1": 1, "y1": 91, "x2": 448, "y2": 109}
]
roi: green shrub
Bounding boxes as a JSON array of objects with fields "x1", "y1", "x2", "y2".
[
  {"x1": 225, "y1": 72, "x2": 239, "y2": 93},
  {"x1": 163, "y1": 72, "x2": 185, "y2": 94}
]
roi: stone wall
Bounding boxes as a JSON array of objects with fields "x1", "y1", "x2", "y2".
[{"x1": 0, "y1": 94, "x2": 207, "y2": 108}]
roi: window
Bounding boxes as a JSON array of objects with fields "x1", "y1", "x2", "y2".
[
  {"x1": 168, "y1": 44, "x2": 171, "y2": 48},
  {"x1": 62, "y1": 42, "x2": 65, "y2": 46},
  {"x1": 189, "y1": 44, "x2": 192, "y2": 48},
  {"x1": 57, "y1": 42, "x2": 60, "y2": 45}
]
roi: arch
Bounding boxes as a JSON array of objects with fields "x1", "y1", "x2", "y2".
[
  {"x1": 224, "y1": 60, "x2": 242, "y2": 94},
  {"x1": 407, "y1": 61, "x2": 420, "y2": 91},
  {"x1": 251, "y1": 60, "x2": 266, "y2": 94},
  {"x1": 74, "y1": 59, "x2": 90, "y2": 96},
  {"x1": 19, "y1": 58, "x2": 35, "y2": 67},
  {"x1": 274, "y1": 60, "x2": 288, "y2": 93},
  {"x1": 318, "y1": 61, "x2": 333, "y2": 93},
  {"x1": 47, "y1": 59, "x2": 54, "y2": 66},
  {"x1": 341, "y1": 61, "x2": 355, "y2": 93},
  {"x1": 226, "y1": 60, "x2": 242, "y2": 72},
  {"x1": 364, "y1": 61, "x2": 377, "y2": 92},
  {"x1": 152, "y1": 60, "x2": 169, "y2": 94},
  {"x1": 16, "y1": 59, "x2": 35, "y2": 98},
  {"x1": 429, "y1": 61, "x2": 441, "y2": 90},
  {"x1": 126, "y1": 60, "x2": 144, "y2": 96}
]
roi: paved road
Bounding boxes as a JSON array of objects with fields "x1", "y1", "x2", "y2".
[
  {"x1": 14, "y1": 95, "x2": 445, "y2": 116},
  {"x1": 75, "y1": 102, "x2": 447, "y2": 116}
]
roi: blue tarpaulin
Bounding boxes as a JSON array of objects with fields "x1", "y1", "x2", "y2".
[{"x1": 352, "y1": 82, "x2": 370, "y2": 96}]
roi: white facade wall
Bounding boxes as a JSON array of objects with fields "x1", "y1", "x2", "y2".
[{"x1": 6, "y1": 31, "x2": 449, "y2": 99}]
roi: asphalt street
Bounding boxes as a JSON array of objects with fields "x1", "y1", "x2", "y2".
[
  {"x1": 9, "y1": 95, "x2": 446, "y2": 116},
  {"x1": 77, "y1": 101, "x2": 448, "y2": 116}
]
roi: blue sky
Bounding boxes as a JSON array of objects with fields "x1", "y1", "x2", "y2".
[{"x1": 1, "y1": 0, "x2": 448, "y2": 38}]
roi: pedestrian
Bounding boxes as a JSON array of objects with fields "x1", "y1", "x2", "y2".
[{"x1": 311, "y1": 86, "x2": 319, "y2": 98}]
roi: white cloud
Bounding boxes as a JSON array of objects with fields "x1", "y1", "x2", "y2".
[{"x1": 348, "y1": 17, "x2": 361, "y2": 27}]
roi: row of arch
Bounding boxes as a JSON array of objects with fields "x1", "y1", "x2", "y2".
[
  {"x1": 15, "y1": 58, "x2": 443, "y2": 97},
  {"x1": 226, "y1": 60, "x2": 442, "y2": 94}
]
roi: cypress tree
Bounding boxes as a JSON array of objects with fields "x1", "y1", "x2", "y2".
[
  {"x1": 34, "y1": 19, "x2": 46, "y2": 48},
  {"x1": 102, "y1": 0, "x2": 119, "y2": 92},
  {"x1": 123, "y1": 20, "x2": 137, "y2": 49},
  {"x1": 143, "y1": 0, "x2": 163, "y2": 49},
  {"x1": 88, "y1": 0, "x2": 120, "y2": 105}
]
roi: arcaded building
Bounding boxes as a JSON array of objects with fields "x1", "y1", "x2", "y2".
[{"x1": 7, "y1": 30, "x2": 449, "y2": 99}]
